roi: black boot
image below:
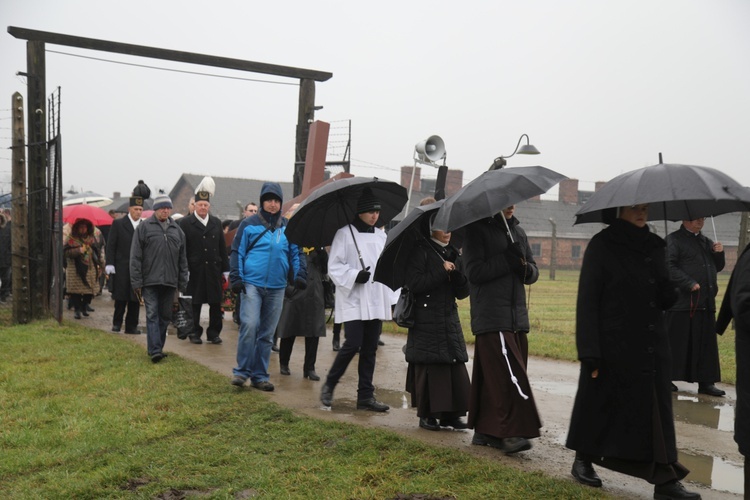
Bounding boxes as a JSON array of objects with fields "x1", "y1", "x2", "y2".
[
  {"x1": 332, "y1": 330, "x2": 340, "y2": 351},
  {"x1": 571, "y1": 454, "x2": 602, "y2": 488},
  {"x1": 653, "y1": 480, "x2": 701, "y2": 499}
]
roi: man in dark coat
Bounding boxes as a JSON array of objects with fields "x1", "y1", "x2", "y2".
[
  {"x1": 178, "y1": 180, "x2": 229, "y2": 345},
  {"x1": 717, "y1": 243, "x2": 750, "y2": 494},
  {"x1": 463, "y1": 205, "x2": 542, "y2": 454},
  {"x1": 105, "y1": 191, "x2": 145, "y2": 333},
  {"x1": 666, "y1": 218, "x2": 726, "y2": 396}
]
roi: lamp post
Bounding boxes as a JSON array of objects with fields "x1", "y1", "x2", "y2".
[{"x1": 489, "y1": 133, "x2": 540, "y2": 170}]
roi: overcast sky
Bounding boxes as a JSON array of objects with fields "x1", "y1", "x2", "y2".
[{"x1": 1, "y1": 0, "x2": 749, "y2": 203}]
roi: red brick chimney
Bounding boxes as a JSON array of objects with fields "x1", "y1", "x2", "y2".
[
  {"x1": 559, "y1": 178, "x2": 580, "y2": 204},
  {"x1": 401, "y1": 166, "x2": 421, "y2": 191},
  {"x1": 444, "y1": 169, "x2": 463, "y2": 197},
  {"x1": 595, "y1": 181, "x2": 607, "y2": 192}
]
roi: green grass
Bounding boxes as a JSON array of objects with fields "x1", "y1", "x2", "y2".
[
  {"x1": 1, "y1": 321, "x2": 608, "y2": 499},
  {"x1": 383, "y1": 269, "x2": 737, "y2": 385}
]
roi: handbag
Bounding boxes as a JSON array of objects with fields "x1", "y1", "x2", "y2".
[{"x1": 393, "y1": 286, "x2": 415, "y2": 328}]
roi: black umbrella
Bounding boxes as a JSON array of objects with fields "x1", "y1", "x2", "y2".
[
  {"x1": 432, "y1": 166, "x2": 568, "y2": 233},
  {"x1": 285, "y1": 176, "x2": 408, "y2": 248},
  {"x1": 574, "y1": 163, "x2": 750, "y2": 224},
  {"x1": 374, "y1": 200, "x2": 443, "y2": 291}
]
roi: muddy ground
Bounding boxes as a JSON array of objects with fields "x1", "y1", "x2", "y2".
[{"x1": 78, "y1": 294, "x2": 743, "y2": 499}]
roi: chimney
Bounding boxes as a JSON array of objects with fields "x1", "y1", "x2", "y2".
[
  {"x1": 112, "y1": 191, "x2": 121, "y2": 200},
  {"x1": 444, "y1": 169, "x2": 463, "y2": 197},
  {"x1": 400, "y1": 166, "x2": 421, "y2": 192},
  {"x1": 559, "y1": 178, "x2": 579, "y2": 204},
  {"x1": 594, "y1": 181, "x2": 607, "y2": 192}
]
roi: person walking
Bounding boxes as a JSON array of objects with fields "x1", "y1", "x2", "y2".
[
  {"x1": 130, "y1": 193, "x2": 189, "y2": 363},
  {"x1": 403, "y1": 215, "x2": 471, "y2": 431},
  {"x1": 463, "y1": 204, "x2": 541, "y2": 454},
  {"x1": 666, "y1": 217, "x2": 726, "y2": 396},
  {"x1": 105, "y1": 182, "x2": 148, "y2": 334},
  {"x1": 64, "y1": 218, "x2": 103, "y2": 319},
  {"x1": 717, "y1": 243, "x2": 750, "y2": 495},
  {"x1": 179, "y1": 178, "x2": 230, "y2": 345},
  {"x1": 229, "y1": 182, "x2": 304, "y2": 391},
  {"x1": 319, "y1": 189, "x2": 394, "y2": 412},
  {"x1": 276, "y1": 247, "x2": 326, "y2": 381},
  {"x1": 566, "y1": 204, "x2": 700, "y2": 499}
]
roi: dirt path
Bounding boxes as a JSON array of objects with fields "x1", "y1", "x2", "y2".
[{"x1": 81, "y1": 294, "x2": 743, "y2": 499}]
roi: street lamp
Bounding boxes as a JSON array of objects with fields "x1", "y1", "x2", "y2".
[
  {"x1": 406, "y1": 135, "x2": 446, "y2": 215},
  {"x1": 489, "y1": 133, "x2": 540, "y2": 170}
]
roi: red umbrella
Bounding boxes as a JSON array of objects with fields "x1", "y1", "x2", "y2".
[
  {"x1": 62, "y1": 204, "x2": 113, "y2": 226},
  {"x1": 141, "y1": 210, "x2": 154, "y2": 218}
]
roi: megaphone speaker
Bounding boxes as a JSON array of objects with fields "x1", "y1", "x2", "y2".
[{"x1": 415, "y1": 135, "x2": 446, "y2": 162}]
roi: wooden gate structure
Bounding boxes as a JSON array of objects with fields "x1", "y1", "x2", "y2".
[{"x1": 7, "y1": 26, "x2": 331, "y2": 321}]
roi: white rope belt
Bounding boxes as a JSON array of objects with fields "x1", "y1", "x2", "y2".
[{"x1": 498, "y1": 332, "x2": 529, "y2": 400}]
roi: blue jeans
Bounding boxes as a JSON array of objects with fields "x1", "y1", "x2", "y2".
[
  {"x1": 143, "y1": 285, "x2": 175, "y2": 356},
  {"x1": 233, "y1": 284, "x2": 285, "y2": 383}
]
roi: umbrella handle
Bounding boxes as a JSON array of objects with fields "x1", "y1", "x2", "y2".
[
  {"x1": 347, "y1": 223, "x2": 368, "y2": 271},
  {"x1": 502, "y1": 216, "x2": 515, "y2": 243}
]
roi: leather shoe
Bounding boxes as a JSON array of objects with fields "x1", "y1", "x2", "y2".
[
  {"x1": 74, "y1": 310, "x2": 82, "y2": 320},
  {"x1": 111, "y1": 324, "x2": 122, "y2": 333},
  {"x1": 150, "y1": 353, "x2": 167, "y2": 363},
  {"x1": 332, "y1": 339, "x2": 340, "y2": 351},
  {"x1": 303, "y1": 370, "x2": 320, "y2": 381},
  {"x1": 472, "y1": 433, "x2": 531, "y2": 453},
  {"x1": 654, "y1": 479, "x2": 701, "y2": 499},
  {"x1": 419, "y1": 417, "x2": 440, "y2": 431},
  {"x1": 320, "y1": 384, "x2": 334, "y2": 407},
  {"x1": 81, "y1": 310, "x2": 89, "y2": 317},
  {"x1": 356, "y1": 398, "x2": 389, "y2": 412},
  {"x1": 271, "y1": 344, "x2": 280, "y2": 352},
  {"x1": 698, "y1": 383, "x2": 725, "y2": 397},
  {"x1": 189, "y1": 336, "x2": 203, "y2": 344},
  {"x1": 440, "y1": 417, "x2": 469, "y2": 429},
  {"x1": 124, "y1": 329, "x2": 141, "y2": 335},
  {"x1": 86, "y1": 304, "x2": 95, "y2": 312},
  {"x1": 250, "y1": 380, "x2": 275, "y2": 392},
  {"x1": 208, "y1": 337, "x2": 222, "y2": 345},
  {"x1": 280, "y1": 365, "x2": 291, "y2": 376},
  {"x1": 231, "y1": 376, "x2": 246, "y2": 387},
  {"x1": 571, "y1": 457, "x2": 602, "y2": 488}
]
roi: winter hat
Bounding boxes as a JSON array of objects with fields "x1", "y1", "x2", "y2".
[
  {"x1": 259, "y1": 182, "x2": 283, "y2": 203},
  {"x1": 152, "y1": 192, "x2": 173, "y2": 210},
  {"x1": 356, "y1": 188, "x2": 381, "y2": 214},
  {"x1": 130, "y1": 180, "x2": 151, "y2": 207}
]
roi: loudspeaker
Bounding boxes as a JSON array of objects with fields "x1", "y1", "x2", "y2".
[{"x1": 415, "y1": 135, "x2": 446, "y2": 163}]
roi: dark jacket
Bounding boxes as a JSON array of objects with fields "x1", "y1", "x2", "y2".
[
  {"x1": 566, "y1": 219, "x2": 679, "y2": 461},
  {"x1": 179, "y1": 213, "x2": 229, "y2": 304},
  {"x1": 130, "y1": 215, "x2": 188, "y2": 291},
  {"x1": 463, "y1": 215, "x2": 539, "y2": 335},
  {"x1": 404, "y1": 239, "x2": 470, "y2": 365},
  {"x1": 277, "y1": 249, "x2": 325, "y2": 339},
  {"x1": 666, "y1": 224, "x2": 725, "y2": 312},
  {"x1": 106, "y1": 215, "x2": 138, "y2": 302}
]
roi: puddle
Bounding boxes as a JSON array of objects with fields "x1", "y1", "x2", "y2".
[
  {"x1": 321, "y1": 387, "x2": 412, "y2": 415},
  {"x1": 673, "y1": 395, "x2": 734, "y2": 432},
  {"x1": 679, "y1": 450, "x2": 744, "y2": 495}
]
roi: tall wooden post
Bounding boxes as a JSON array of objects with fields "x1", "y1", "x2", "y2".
[
  {"x1": 294, "y1": 78, "x2": 316, "y2": 197},
  {"x1": 26, "y1": 40, "x2": 49, "y2": 319},
  {"x1": 549, "y1": 218, "x2": 557, "y2": 281},
  {"x1": 11, "y1": 93, "x2": 31, "y2": 324}
]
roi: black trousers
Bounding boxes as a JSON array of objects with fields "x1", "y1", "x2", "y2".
[
  {"x1": 113, "y1": 300, "x2": 140, "y2": 332},
  {"x1": 324, "y1": 319, "x2": 381, "y2": 400},
  {"x1": 279, "y1": 336, "x2": 319, "y2": 372},
  {"x1": 191, "y1": 302, "x2": 223, "y2": 340}
]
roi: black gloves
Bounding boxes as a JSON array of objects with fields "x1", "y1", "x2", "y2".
[
  {"x1": 355, "y1": 270, "x2": 371, "y2": 283},
  {"x1": 294, "y1": 276, "x2": 308, "y2": 290},
  {"x1": 505, "y1": 254, "x2": 526, "y2": 278},
  {"x1": 232, "y1": 282, "x2": 244, "y2": 295}
]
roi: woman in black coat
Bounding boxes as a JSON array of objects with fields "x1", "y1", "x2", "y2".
[
  {"x1": 463, "y1": 205, "x2": 542, "y2": 454},
  {"x1": 403, "y1": 217, "x2": 471, "y2": 431},
  {"x1": 566, "y1": 204, "x2": 700, "y2": 499}
]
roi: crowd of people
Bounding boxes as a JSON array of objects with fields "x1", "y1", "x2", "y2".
[{"x1": 43, "y1": 177, "x2": 750, "y2": 499}]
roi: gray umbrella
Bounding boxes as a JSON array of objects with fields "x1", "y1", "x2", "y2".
[
  {"x1": 374, "y1": 200, "x2": 443, "y2": 291},
  {"x1": 431, "y1": 166, "x2": 568, "y2": 233},
  {"x1": 574, "y1": 163, "x2": 750, "y2": 224}
]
